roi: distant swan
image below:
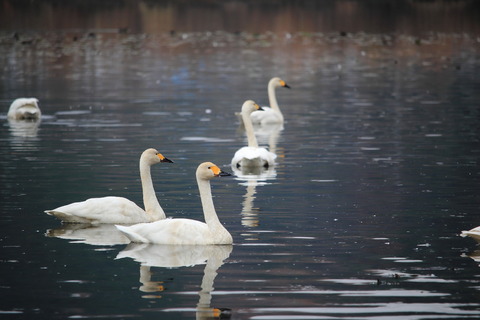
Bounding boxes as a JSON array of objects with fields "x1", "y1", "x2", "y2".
[
  {"x1": 116, "y1": 162, "x2": 233, "y2": 245},
  {"x1": 8, "y1": 98, "x2": 41, "y2": 120},
  {"x1": 44, "y1": 148, "x2": 173, "y2": 224},
  {"x1": 231, "y1": 100, "x2": 276, "y2": 169},
  {"x1": 251, "y1": 77, "x2": 290, "y2": 125}
]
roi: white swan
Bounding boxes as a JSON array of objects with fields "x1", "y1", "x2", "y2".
[
  {"x1": 461, "y1": 226, "x2": 480, "y2": 241},
  {"x1": 7, "y1": 98, "x2": 41, "y2": 120},
  {"x1": 231, "y1": 100, "x2": 277, "y2": 169},
  {"x1": 116, "y1": 162, "x2": 233, "y2": 245},
  {"x1": 250, "y1": 77, "x2": 290, "y2": 125},
  {"x1": 44, "y1": 148, "x2": 173, "y2": 224}
]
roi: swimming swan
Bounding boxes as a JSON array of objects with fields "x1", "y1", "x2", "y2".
[
  {"x1": 231, "y1": 100, "x2": 277, "y2": 169},
  {"x1": 461, "y1": 226, "x2": 480, "y2": 241},
  {"x1": 44, "y1": 148, "x2": 173, "y2": 224},
  {"x1": 8, "y1": 98, "x2": 41, "y2": 120},
  {"x1": 250, "y1": 77, "x2": 290, "y2": 125},
  {"x1": 116, "y1": 162, "x2": 233, "y2": 245}
]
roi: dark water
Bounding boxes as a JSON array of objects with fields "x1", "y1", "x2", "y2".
[{"x1": 1, "y1": 1, "x2": 480, "y2": 319}]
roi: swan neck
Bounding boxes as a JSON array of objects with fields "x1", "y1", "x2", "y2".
[
  {"x1": 268, "y1": 82, "x2": 281, "y2": 113},
  {"x1": 140, "y1": 158, "x2": 165, "y2": 220},
  {"x1": 197, "y1": 177, "x2": 221, "y2": 227},
  {"x1": 242, "y1": 110, "x2": 259, "y2": 148}
]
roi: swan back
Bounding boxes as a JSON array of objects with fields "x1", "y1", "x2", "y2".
[{"x1": 8, "y1": 98, "x2": 41, "y2": 120}]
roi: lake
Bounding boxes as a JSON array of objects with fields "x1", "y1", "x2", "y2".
[{"x1": 1, "y1": 1, "x2": 480, "y2": 319}]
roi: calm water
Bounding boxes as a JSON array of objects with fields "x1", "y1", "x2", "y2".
[{"x1": 1, "y1": 2, "x2": 480, "y2": 319}]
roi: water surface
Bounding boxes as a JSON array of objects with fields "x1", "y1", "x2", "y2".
[{"x1": 1, "y1": 2, "x2": 480, "y2": 319}]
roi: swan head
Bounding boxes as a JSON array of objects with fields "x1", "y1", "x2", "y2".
[
  {"x1": 8, "y1": 98, "x2": 41, "y2": 120},
  {"x1": 241, "y1": 100, "x2": 264, "y2": 115},
  {"x1": 197, "y1": 162, "x2": 231, "y2": 180},
  {"x1": 270, "y1": 77, "x2": 291, "y2": 89},
  {"x1": 142, "y1": 148, "x2": 174, "y2": 165}
]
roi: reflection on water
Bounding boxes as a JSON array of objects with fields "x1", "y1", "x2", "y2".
[
  {"x1": 7, "y1": 118, "x2": 41, "y2": 152},
  {"x1": 117, "y1": 244, "x2": 232, "y2": 319},
  {"x1": 232, "y1": 166, "x2": 277, "y2": 228},
  {"x1": 46, "y1": 224, "x2": 130, "y2": 246}
]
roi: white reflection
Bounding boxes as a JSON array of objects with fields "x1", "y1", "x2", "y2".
[
  {"x1": 253, "y1": 122, "x2": 283, "y2": 156},
  {"x1": 7, "y1": 118, "x2": 41, "y2": 151},
  {"x1": 231, "y1": 165, "x2": 276, "y2": 228},
  {"x1": 45, "y1": 224, "x2": 130, "y2": 246},
  {"x1": 116, "y1": 244, "x2": 232, "y2": 319}
]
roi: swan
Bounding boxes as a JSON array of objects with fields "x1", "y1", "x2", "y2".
[
  {"x1": 44, "y1": 148, "x2": 173, "y2": 224},
  {"x1": 250, "y1": 77, "x2": 290, "y2": 125},
  {"x1": 116, "y1": 162, "x2": 233, "y2": 245},
  {"x1": 461, "y1": 226, "x2": 480, "y2": 241},
  {"x1": 231, "y1": 100, "x2": 277, "y2": 169},
  {"x1": 7, "y1": 98, "x2": 41, "y2": 120}
]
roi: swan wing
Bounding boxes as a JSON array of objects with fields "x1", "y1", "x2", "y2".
[
  {"x1": 116, "y1": 218, "x2": 213, "y2": 245},
  {"x1": 45, "y1": 196, "x2": 149, "y2": 224}
]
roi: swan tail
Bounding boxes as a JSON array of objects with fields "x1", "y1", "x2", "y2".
[{"x1": 115, "y1": 225, "x2": 149, "y2": 243}]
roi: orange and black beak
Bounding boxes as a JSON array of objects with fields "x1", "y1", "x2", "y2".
[
  {"x1": 157, "y1": 153, "x2": 174, "y2": 163},
  {"x1": 211, "y1": 165, "x2": 231, "y2": 177}
]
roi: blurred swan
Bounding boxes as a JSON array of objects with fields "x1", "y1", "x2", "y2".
[
  {"x1": 7, "y1": 98, "x2": 41, "y2": 120},
  {"x1": 461, "y1": 226, "x2": 480, "y2": 241},
  {"x1": 251, "y1": 77, "x2": 290, "y2": 125},
  {"x1": 116, "y1": 162, "x2": 232, "y2": 245},
  {"x1": 117, "y1": 244, "x2": 232, "y2": 318},
  {"x1": 44, "y1": 148, "x2": 173, "y2": 224},
  {"x1": 231, "y1": 100, "x2": 276, "y2": 169},
  {"x1": 46, "y1": 224, "x2": 130, "y2": 246}
]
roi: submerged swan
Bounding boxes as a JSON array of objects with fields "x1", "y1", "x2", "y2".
[
  {"x1": 8, "y1": 98, "x2": 41, "y2": 120},
  {"x1": 116, "y1": 162, "x2": 233, "y2": 245},
  {"x1": 231, "y1": 100, "x2": 276, "y2": 169},
  {"x1": 45, "y1": 148, "x2": 173, "y2": 224},
  {"x1": 250, "y1": 77, "x2": 290, "y2": 125}
]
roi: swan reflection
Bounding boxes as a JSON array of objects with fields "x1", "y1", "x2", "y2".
[
  {"x1": 45, "y1": 223, "x2": 130, "y2": 246},
  {"x1": 253, "y1": 122, "x2": 283, "y2": 156},
  {"x1": 7, "y1": 118, "x2": 41, "y2": 151},
  {"x1": 116, "y1": 244, "x2": 232, "y2": 319},
  {"x1": 231, "y1": 165, "x2": 276, "y2": 228}
]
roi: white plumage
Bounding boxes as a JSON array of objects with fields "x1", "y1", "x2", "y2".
[
  {"x1": 461, "y1": 226, "x2": 480, "y2": 241},
  {"x1": 231, "y1": 100, "x2": 277, "y2": 169},
  {"x1": 7, "y1": 98, "x2": 41, "y2": 120},
  {"x1": 250, "y1": 77, "x2": 290, "y2": 125},
  {"x1": 116, "y1": 162, "x2": 233, "y2": 245},
  {"x1": 44, "y1": 148, "x2": 173, "y2": 224}
]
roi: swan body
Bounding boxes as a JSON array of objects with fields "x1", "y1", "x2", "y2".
[
  {"x1": 8, "y1": 98, "x2": 41, "y2": 120},
  {"x1": 116, "y1": 162, "x2": 233, "y2": 245},
  {"x1": 461, "y1": 226, "x2": 480, "y2": 241},
  {"x1": 232, "y1": 100, "x2": 277, "y2": 169},
  {"x1": 250, "y1": 77, "x2": 290, "y2": 125},
  {"x1": 45, "y1": 148, "x2": 173, "y2": 224}
]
